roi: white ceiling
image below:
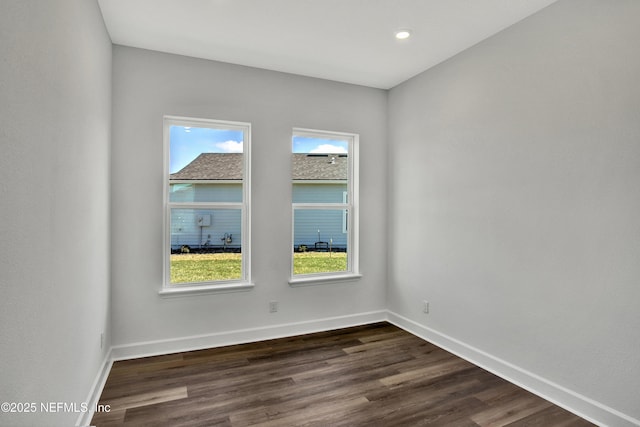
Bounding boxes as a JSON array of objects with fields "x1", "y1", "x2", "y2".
[{"x1": 98, "y1": 0, "x2": 558, "y2": 89}]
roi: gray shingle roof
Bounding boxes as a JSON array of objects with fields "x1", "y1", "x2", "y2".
[
  {"x1": 170, "y1": 153, "x2": 347, "y2": 181},
  {"x1": 292, "y1": 154, "x2": 347, "y2": 180},
  {"x1": 170, "y1": 153, "x2": 242, "y2": 180}
]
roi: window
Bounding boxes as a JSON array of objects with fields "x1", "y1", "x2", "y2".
[
  {"x1": 162, "y1": 116, "x2": 251, "y2": 294},
  {"x1": 290, "y1": 128, "x2": 360, "y2": 284}
]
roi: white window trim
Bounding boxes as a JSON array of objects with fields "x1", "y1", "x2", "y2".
[
  {"x1": 161, "y1": 116, "x2": 252, "y2": 296},
  {"x1": 288, "y1": 272, "x2": 363, "y2": 287},
  {"x1": 289, "y1": 128, "x2": 360, "y2": 285}
]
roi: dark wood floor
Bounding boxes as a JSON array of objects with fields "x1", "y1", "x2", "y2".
[{"x1": 92, "y1": 322, "x2": 595, "y2": 426}]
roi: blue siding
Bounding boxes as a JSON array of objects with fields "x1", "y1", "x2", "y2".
[
  {"x1": 294, "y1": 209, "x2": 347, "y2": 250},
  {"x1": 170, "y1": 183, "x2": 348, "y2": 250},
  {"x1": 169, "y1": 183, "x2": 243, "y2": 250},
  {"x1": 293, "y1": 183, "x2": 348, "y2": 250},
  {"x1": 170, "y1": 183, "x2": 242, "y2": 202},
  {"x1": 170, "y1": 208, "x2": 241, "y2": 251},
  {"x1": 292, "y1": 183, "x2": 346, "y2": 203}
]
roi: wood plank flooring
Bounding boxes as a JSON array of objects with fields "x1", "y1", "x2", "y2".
[{"x1": 91, "y1": 323, "x2": 595, "y2": 426}]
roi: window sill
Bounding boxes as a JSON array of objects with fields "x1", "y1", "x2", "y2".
[
  {"x1": 288, "y1": 273, "x2": 362, "y2": 287},
  {"x1": 159, "y1": 281, "x2": 255, "y2": 297}
]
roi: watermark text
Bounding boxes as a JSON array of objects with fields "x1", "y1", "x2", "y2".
[{"x1": 1, "y1": 402, "x2": 110, "y2": 414}]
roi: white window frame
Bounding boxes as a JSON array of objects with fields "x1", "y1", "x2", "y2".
[
  {"x1": 160, "y1": 116, "x2": 252, "y2": 296},
  {"x1": 342, "y1": 191, "x2": 348, "y2": 234},
  {"x1": 289, "y1": 128, "x2": 361, "y2": 286}
]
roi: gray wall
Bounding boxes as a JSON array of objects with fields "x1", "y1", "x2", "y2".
[
  {"x1": 111, "y1": 46, "x2": 387, "y2": 346},
  {"x1": 388, "y1": 0, "x2": 640, "y2": 422},
  {"x1": 3, "y1": 1, "x2": 639, "y2": 424},
  {"x1": 0, "y1": 1, "x2": 112, "y2": 426}
]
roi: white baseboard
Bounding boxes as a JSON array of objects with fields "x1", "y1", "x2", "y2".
[
  {"x1": 111, "y1": 310, "x2": 387, "y2": 361},
  {"x1": 386, "y1": 310, "x2": 640, "y2": 427},
  {"x1": 76, "y1": 310, "x2": 385, "y2": 426},
  {"x1": 76, "y1": 348, "x2": 113, "y2": 427},
  {"x1": 78, "y1": 310, "x2": 638, "y2": 427}
]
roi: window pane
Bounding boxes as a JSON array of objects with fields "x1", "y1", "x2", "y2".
[
  {"x1": 293, "y1": 209, "x2": 348, "y2": 275},
  {"x1": 170, "y1": 183, "x2": 242, "y2": 203},
  {"x1": 169, "y1": 125, "x2": 243, "y2": 203},
  {"x1": 170, "y1": 208, "x2": 242, "y2": 283},
  {"x1": 292, "y1": 182, "x2": 347, "y2": 203},
  {"x1": 292, "y1": 133, "x2": 349, "y2": 205}
]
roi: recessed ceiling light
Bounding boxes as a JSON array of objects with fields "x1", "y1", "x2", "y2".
[{"x1": 395, "y1": 29, "x2": 412, "y2": 40}]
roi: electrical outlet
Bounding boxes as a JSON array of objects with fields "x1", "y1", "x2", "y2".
[
  {"x1": 269, "y1": 301, "x2": 278, "y2": 313},
  {"x1": 423, "y1": 301, "x2": 429, "y2": 314}
]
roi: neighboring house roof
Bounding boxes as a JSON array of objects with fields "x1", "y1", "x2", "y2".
[
  {"x1": 170, "y1": 153, "x2": 347, "y2": 181},
  {"x1": 292, "y1": 154, "x2": 347, "y2": 181},
  {"x1": 170, "y1": 153, "x2": 243, "y2": 180}
]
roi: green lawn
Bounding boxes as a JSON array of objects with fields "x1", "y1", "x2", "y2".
[
  {"x1": 170, "y1": 253, "x2": 241, "y2": 283},
  {"x1": 292, "y1": 251, "x2": 347, "y2": 275},
  {"x1": 170, "y1": 252, "x2": 347, "y2": 283}
]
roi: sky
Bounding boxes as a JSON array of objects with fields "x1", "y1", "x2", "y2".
[
  {"x1": 170, "y1": 125, "x2": 349, "y2": 173},
  {"x1": 292, "y1": 136, "x2": 348, "y2": 155},
  {"x1": 170, "y1": 126, "x2": 243, "y2": 173}
]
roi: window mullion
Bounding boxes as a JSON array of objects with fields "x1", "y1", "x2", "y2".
[
  {"x1": 292, "y1": 203, "x2": 349, "y2": 210},
  {"x1": 168, "y1": 202, "x2": 244, "y2": 209}
]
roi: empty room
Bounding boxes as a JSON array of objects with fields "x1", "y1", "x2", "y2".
[{"x1": 1, "y1": 0, "x2": 639, "y2": 426}]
